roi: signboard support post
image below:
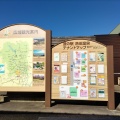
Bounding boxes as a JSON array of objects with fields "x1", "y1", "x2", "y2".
[
  {"x1": 45, "y1": 30, "x2": 51, "y2": 107},
  {"x1": 107, "y1": 45, "x2": 115, "y2": 110}
]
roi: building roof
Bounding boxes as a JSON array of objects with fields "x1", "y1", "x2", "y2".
[{"x1": 110, "y1": 24, "x2": 120, "y2": 34}]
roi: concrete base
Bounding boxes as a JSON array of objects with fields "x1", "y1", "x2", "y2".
[{"x1": 0, "y1": 101, "x2": 120, "y2": 116}]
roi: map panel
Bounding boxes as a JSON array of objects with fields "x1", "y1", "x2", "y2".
[{"x1": 0, "y1": 38, "x2": 33, "y2": 87}]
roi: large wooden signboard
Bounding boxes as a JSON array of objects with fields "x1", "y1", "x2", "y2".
[
  {"x1": 0, "y1": 24, "x2": 51, "y2": 92},
  {"x1": 52, "y1": 40, "x2": 108, "y2": 101}
]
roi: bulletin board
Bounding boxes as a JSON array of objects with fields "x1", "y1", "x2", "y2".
[
  {"x1": 0, "y1": 24, "x2": 51, "y2": 92},
  {"x1": 52, "y1": 40, "x2": 108, "y2": 101}
]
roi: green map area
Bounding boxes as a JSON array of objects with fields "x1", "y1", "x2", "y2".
[{"x1": 0, "y1": 38, "x2": 33, "y2": 87}]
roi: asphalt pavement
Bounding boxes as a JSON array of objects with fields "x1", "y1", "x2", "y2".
[{"x1": 0, "y1": 113, "x2": 120, "y2": 120}]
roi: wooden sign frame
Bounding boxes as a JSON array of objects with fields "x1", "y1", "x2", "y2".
[
  {"x1": 0, "y1": 24, "x2": 51, "y2": 96},
  {"x1": 51, "y1": 40, "x2": 115, "y2": 110},
  {"x1": 0, "y1": 24, "x2": 51, "y2": 92}
]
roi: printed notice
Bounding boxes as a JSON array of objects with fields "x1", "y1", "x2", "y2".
[
  {"x1": 61, "y1": 53, "x2": 67, "y2": 61},
  {"x1": 61, "y1": 64, "x2": 67, "y2": 73},
  {"x1": 61, "y1": 76, "x2": 67, "y2": 85},
  {"x1": 54, "y1": 53, "x2": 59, "y2": 61},
  {"x1": 98, "y1": 64, "x2": 104, "y2": 73},
  {"x1": 89, "y1": 52, "x2": 96, "y2": 61},
  {"x1": 98, "y1": 89, "x2": 105, "y2": 98}
]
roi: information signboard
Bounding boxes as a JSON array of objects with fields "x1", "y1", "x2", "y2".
[
  {"x1": 0, "y1": 24, "x2": 50, "y2": 92},
  {"x1": 52, "y1": 40, "x2": 108, "y2": 101}
]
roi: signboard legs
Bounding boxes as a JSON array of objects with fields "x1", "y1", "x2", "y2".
[
  {"x1": 107, "y1": 46, "x2": 115, "y2": 110},
  {"x1": 45, "y1": 30, "x2": 51, "y2": 107}
]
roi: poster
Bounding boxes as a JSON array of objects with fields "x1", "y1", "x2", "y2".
[
  {"x1": 0, "y1": 64, "x2": 5, "y2": 74},
  {"x1": 98, "y1": 75, "x2": 105, "y2": 85},
  {"x1": 33, "y1": 50, "x2": 45, "y2": 57},
  {"x1": 98, "y1": 89, "x2": 105, "y2": 98},
  {"x1": 60, "y1": 91, "x2": 66, "y2": 98},
  {"x1": 33, "y1": 62, "x2": 44, "y2": 70},
  {"x1": 54, "y1": 65, "x2": 60, "y2": 73},
  {"x1": 75, "y1": 51, "x2": 81, "y2": 58},
  {"x1": 89, "y1": 52, "x2": 96, "y2": 61},
  {"x1": 97, "y1": 53, "x2": 104, "y2": 61},
  {"x1": 98, "y1": 64, "x2": 104, "y2": 73},
  {"x1": 80, "y1": 89, "x2": 88, "y2": 97},
  {"x1": 90, "y1": 76, "x2": 96, "y2": 85},
  {"x1": 81, "y1": 66, "x2": 86, "y2": 72},
  {"x1": 33, "y1": 74, "x2": 44, "y2": 80},
  {"x1": 81, "y1": 52, "x2": 86, "y2": 58},
  {"x1": 54, "y1": 53, "x2": 60, "y2": 61},
  {"x1": 90, "y1": 89, "x2": 96, "y2": 98},
  {"x1": 89, "y1": 64, "x2": 96, "y2": 73},
  {"x1": 70, "y1": 87, "x2": 77, "y2": 97},
  {"x1": 61, "y1": 76, "x2": 67, "y2": 85},
  {"x1": 73, "y1": 69, "x2": 80, "y2": 79},
  {"x1": 81, "y1": 80, "x2": 87, "y2": 88},
  {"x1": 74, "y1": 58, "x2": 80, "y2": 65},
  {"x1": 81, "y1": 59, "x2": 86, "y2": 65},
  {"x1": 53, "y1": 76, "x2": 59, "y2": 84},
  {"x1": 73, "y1": 79, "x2": 81, "y2": 85},
  {"x1": 61, "y1": 64, "x2": 67, "y2": 73},
  {"x1": 61, "y1": 53, "x2": 67, "y2": 61}
]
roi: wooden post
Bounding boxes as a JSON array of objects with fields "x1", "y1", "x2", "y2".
[
  {"x1": 107, "y1": 45, "x2": 115, "y2": 110},
  {"x1": 45, "y1": 30, "x2": 52, "y2": 107}
]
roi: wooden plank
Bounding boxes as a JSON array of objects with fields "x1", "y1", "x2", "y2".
[
  {"x1": 107, "y1": 46, "x2": 115, "y2": 110},
  {"x1": 45, "y1": 30, "x2": 52, "y2": 107}
]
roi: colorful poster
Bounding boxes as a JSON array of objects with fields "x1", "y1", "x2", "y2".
[
  {"x1": 81, "y1": 66, "x2": 86, "y2": 72},
  {"x1": 90, "y1": 76, "x2": 96, "y2": 85},
  {"x1": 98, "y1": 75, "x2": 105, "y2": 85},
  {"x1": 33, "y1": 62, "x2": 44, "y2": 70},
  {"x1": 33, "y1": 50, "x2": 45, "y2": 57},
  {"x1": 74, "y1": 58, "x2": 80, "y2": 65},
  {"x1": 54, "y1": 65, "x2": 60, "y2": 73},
  {"x1": 33, "y1": 38, "x2": 45, "y2": 46},
  {"x1": 53, "y1": 76, "x2": 59, "y2": 84},
  {"x1": 81, "y1": 80, "x2": 87, "y2": 88},
  {"x1": 0, "y1": 64, "x2": 5, "y2": 74},
  {"x1": 61, "y1": 53, "x2": 67, "y2": 61},
  {"x1": 81, "y1": 59, "x2": 86, "y2": 65},
  {"x1": 73, "y1": 69, "x2": 80, "y2": 79},
  {"x1": 70, "y1": 87, "x2": 77, "y2": 97},
  {"x1": 97, "y1": 53, "x2": 104, "y2": 61},
  {"x1": 98, "y1": 89, "x2": 105, "y2": 98},
  {"x1": 90, "y1": 89, "x2": 96, "y2": 98},
  {"x1": 33, "y1": 74, "x2": 44, "y2": 80},
  {"x1": 80, "y1": 89, "x2": 87, "y2": 97},
  {"x1": 81, "y1": 52, "x2": 86, "y2": 58},
  {"x1": 61, "y1": 76, "x2": 67, "y2": 85},
  {"x1": 54, "y1": 53, "x2": 60, "y2": 61},
  {"x1": 89, "y1": 64, "x2": 96, "y2": 73},
  {"x1": 89, "y1": 52, "x2": 96, "y2": 61},
  {"x1": 75, "y1": 51, "x2": 80, "y2": 58}
]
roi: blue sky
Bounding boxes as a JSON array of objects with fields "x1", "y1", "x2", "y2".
[{"x1": 0, "y1": 0, "x2": 120, "y2": 37}]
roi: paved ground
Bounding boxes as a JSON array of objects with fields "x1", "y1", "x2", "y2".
[
  {"x1": 0, "y1": 101, "x2": 120, "y2": 116},
  {"x1": 0, "y1": 113, "x2": 120, "y2": 120}
]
